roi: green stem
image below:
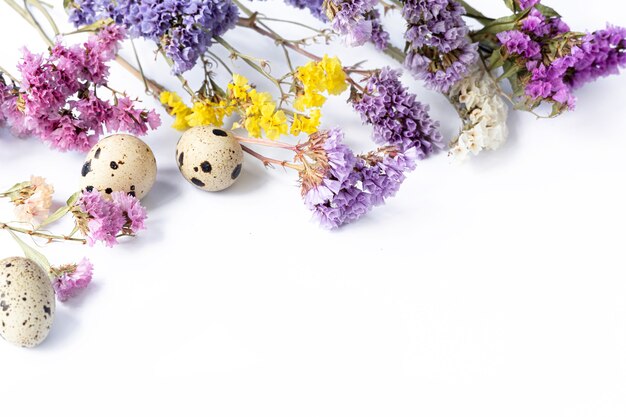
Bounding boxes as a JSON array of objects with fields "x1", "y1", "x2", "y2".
[
  {"x1": 382, "y1": 44, "x2": 406, "y2": 64},
  {"x1": 215, "y1": 36, "x2": 284, "y2": 92},
  {"x1": 8, "y1": 0, "x2": 54, "y2": 46},
  {"x1": 456, "y1": 0, "x2": 495, "y2": 26},
  {"x1": 115, "y1": 55, "x2": 166, "y2": 97},
  {"x1": 25, "y1": 0, "x2": 59, "y2": 36}
]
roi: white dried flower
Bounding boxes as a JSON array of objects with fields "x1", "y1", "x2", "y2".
[{"x1": 448, "y1": 67, "x2": 509, "y2": 161}]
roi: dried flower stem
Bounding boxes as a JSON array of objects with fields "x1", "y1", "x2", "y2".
[
  {"x1": 0, "y1": 222, "x2": 87, "y2": 244},
  {"x1": 233, "y1": 134, "x2": 298, "y2": 150},
  {"x1": 241, "y1": 145, "x2": 302, "y2": 170}
]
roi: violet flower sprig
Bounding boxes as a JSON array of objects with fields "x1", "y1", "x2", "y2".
[
  {"x1": 401, "y1": 0, "x2": 479, "y2": 93},
  {"x1": 66, "y1": 0, "x2": 239, "y2": 74},
  {"x1": 471, "y1": 0, "x2": 626, "y2": 116}
]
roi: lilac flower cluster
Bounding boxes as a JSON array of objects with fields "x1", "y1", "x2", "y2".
[
  {"x1": 517, "y1": 0, "x2": 540, "y2": 10},
  {"x1": 67, "y1": 0, "x2": 238, "y2": 74},
  {"x1": 301, "y1": 69, "x2": 441, "y2": 228},
  {"x1": 52, "y1": 258, "x2": 94, "y2": 302},
  {"x1": 367, "y1": 10, "x2": 390, "y2": 51},
  {"x1": 76, "y1": 190, "x2": 147, "y2": 247},
  {"x1": 257, "y1": 0, "x2": 326, "y2": 20},
  {"x1": 569, "y1": 26, "x2": 626, "y2": 89},
  {"x1": 495, "y1": 5, "x2": 626, "y2": 111},
  {"x1": 353, "y1": 67, "x2": 443, "y2": 159},
  {"x1": 324, "y1": 0, "x2": 388, "y2": 49},
  {"x1": 0, "y1": 26, "x2": 160, "y2": 152},
  {"x1": 300, "y1": 130, "x2": 421, "y2": 228},
  {"x1": 402, "y1": 0, "x2": 477, "y2": 92},
  {"x1": 0, "y1": 76, "x2": 17, "y2": 130}
]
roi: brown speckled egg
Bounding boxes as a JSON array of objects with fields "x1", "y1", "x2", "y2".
[
  {"x1": 0, "y1": 257, "x2": 55, "y2": 348},
  {"x1": 176, "y1": 126, "x2": 244, "y2": 192},
  {"x1": 80, "y1": 134, "x2": 157, "y2": 200}
]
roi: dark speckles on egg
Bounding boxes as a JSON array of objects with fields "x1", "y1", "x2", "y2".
[
  {"x1": 110, "y1": 161, "x2": 119, "y2": 170},
  {"x1": 212, "y1": 129, "x2": 228, "y2": 137},
  {"x1": 191, "y1": 178, "x2": 206, "y2": 187},
  {"x1": 201, "y1": 161, "x2": 212, "y2": 173},
  {"x1": 178, "y1": 152, "x2": 185, "y2": 167},
  {"x1": 81, "y1": 160, "x2": 92, "y2": 177},
  {"x1": 85, "y1": 186, "x2": 94, "y2": 192},
  {"x1": 105, "y1": 188, "x2": 113, "y2": 194},
  {"x1": 94, "y1": 148, "x2": 101, "y2": 159},
  {"x1": 231, "y1": 164, "x2": 242, "y2": 180}
]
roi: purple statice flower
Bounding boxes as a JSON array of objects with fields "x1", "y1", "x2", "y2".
[
  {"x1": 324, "y1": 0, "x2": 378, "y2": 46},
  {"x1": 77, "y1": 190, "x2": 127, "y2": 247},
  {"x1": 568, "y1": 25, "x2": 626, "y2": 89},
  {"x1": 299, "y1": 129, "x2": 422, "y2": 229},
  {"x1": 300, "y1": 129, "x2": 372, "y2": 228},
  {"x1": 525, "y1": 54, "x2": 578, "y2": 108},
  {"x1": 0, "y1": 80, "x2": 30, "y2": 137},
  {"x1": 256, "y1": 0, "x2": 326, "y2": 20},
  {"x1": 4, "y1": 27, "x2": 160, "y2": 152},
  {"x1": 366, "y1": 10, "x2": 389, "y2": 50},
  {"x1": 301, "y1": 128, "x2": 357, "y2": 209},
  {"x1": 0, "y1": 76, "x2": 16, "y2": 129},
  {"x1": 497, "y1": 30, "x2": 541, "y2": 59},
  {"x1": 66, "y1": 0, "x2": 238, "y2": 74},
  {"x1": 519, "y1": 8, "x2": 569, "y2": 38},
  {"x1": 494, "y1": 4, "x2": 626, "y2": 112},
  {"x1": 517, "y1": 0, "x2": 539, "y2": 10},
  {"x1": 106, "y1": 96, "x2": 161, "y2": 137},
  {"x1": 51, "y1": 258, "x2": 94, "y2": 302},
  {"x1": 111, "y1": 191, "x2": 148, "y2": 233},
  {"x1": 357, "y1": 146, "x2": 417, "y2": 206},
  {"x1": 353, "y1": 67, "x2": 443, "y2": 159},
  {"x1": 402, "y1": 0, "x2": 478, "y2": 92}
]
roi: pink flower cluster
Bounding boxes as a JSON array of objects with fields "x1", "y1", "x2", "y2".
[
  {"x1": 0, "y1": 25, "x2": 160, "y2": 152},
  {"x1": 77, "y1": 190, "x2": 147, "y2": 247},
  {"x1": 52, "y1": 258, "x2": 94, "y2": 302}
]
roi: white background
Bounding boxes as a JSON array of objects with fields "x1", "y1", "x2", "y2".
[{"x1": 1, "y1": 0, "x2": 625, "y2": 415}]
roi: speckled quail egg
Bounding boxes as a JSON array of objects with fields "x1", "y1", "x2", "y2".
[
  {"x1": 176, "y1": 126, "x2": 244, "y2": 192},
  {"x1": 80, "y1": 134, "x2": 157, "y2": 200},
  {"x1": 0, "y1": 257, "x2": 55, "y2": 348}
]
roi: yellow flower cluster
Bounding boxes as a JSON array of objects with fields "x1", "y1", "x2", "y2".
[
  {"x1": 160, "y1": 91, "x2": 233, "y2": 131},
  {"x1": 161, "y1": 72, "x2": 324, "y2": 140},
  {"x1": 294, "y1": 55, "x2": 348, "y2": 112},
  {"x1": 228, "y1": 75, "x2": 288, "y2": 140},
  {"x1": 160, "y1": 91, "x2": 192, "y2": 131}
]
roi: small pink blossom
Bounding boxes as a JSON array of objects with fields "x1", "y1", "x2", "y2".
[
  {"x1": 111, "y1": 191, "x2": 147, "y2": 233},
  {"x1": 13, "y1": 176, "x2": 55, "y2": 224},
  {"x1": 78, "y1": 190, "x2": 126, "y2": 247},
  {"x1": 51, "y1": 258, "x2": 94, "y2": 302}
]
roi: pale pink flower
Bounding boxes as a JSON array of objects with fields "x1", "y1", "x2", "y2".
[{"x1": 13, "y1": 176, "x2": 54, "y2": 224}]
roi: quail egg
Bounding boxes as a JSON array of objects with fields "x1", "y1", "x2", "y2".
[
  {"x1": 176, "y1": 126, "x2": 244, "y2": 192},
  {"x1": 80, "y1": 134, "x2": 157, "y2": 200},
  {"x1": 0, "y1": 257, "x2": 55, "y2": 348}
]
